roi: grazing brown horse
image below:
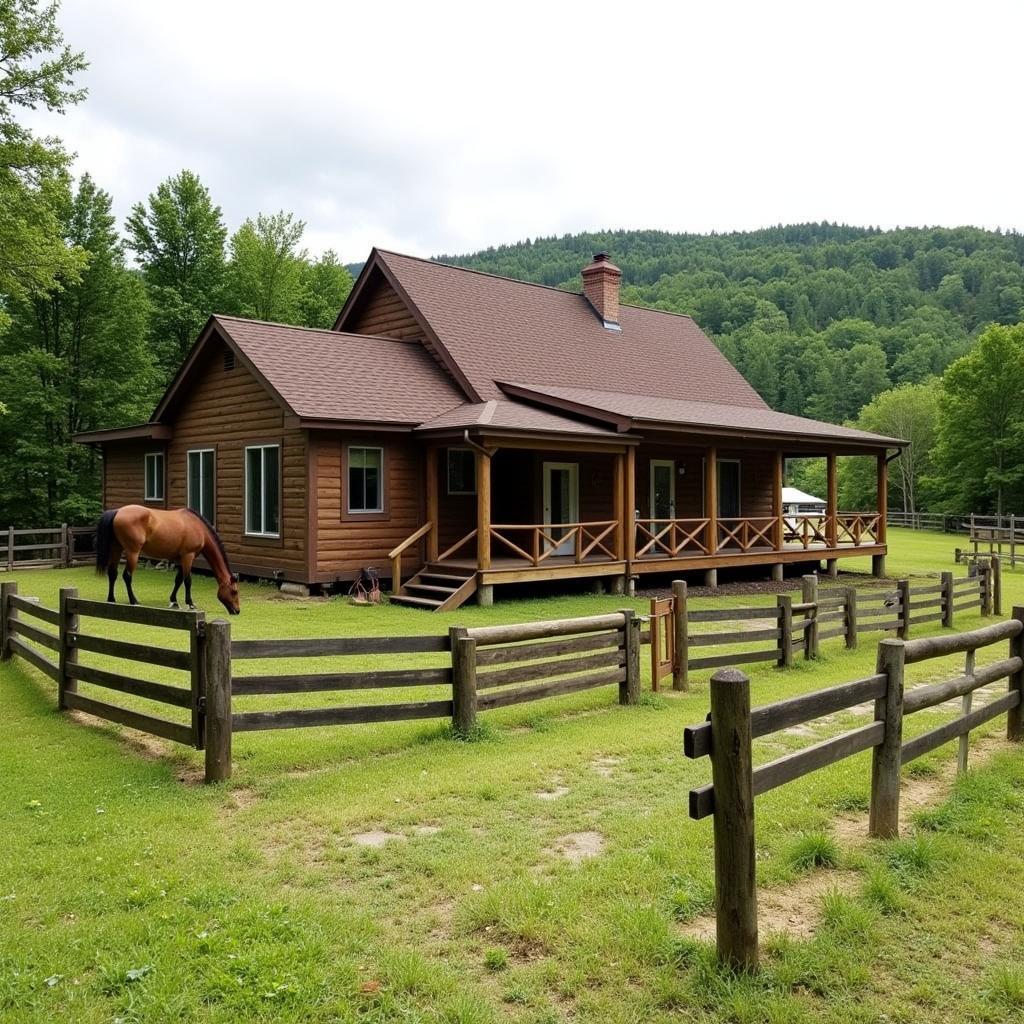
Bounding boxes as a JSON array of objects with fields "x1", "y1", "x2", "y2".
[{"x1": 95, "y1": 506, "x2": 240, "y2": 615}]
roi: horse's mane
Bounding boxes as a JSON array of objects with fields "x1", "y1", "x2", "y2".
[{"x1": 184, "y1": 508, "x2": 234, "y2": 578}]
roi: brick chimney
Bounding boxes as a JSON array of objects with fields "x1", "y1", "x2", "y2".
[{"x1": 581, "y1": 252, "x2": 622, "y2": 330}]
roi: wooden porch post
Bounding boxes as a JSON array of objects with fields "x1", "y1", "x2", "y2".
[
  {"x1": 425, "y1": 446, "x2": 439, "y2": 562},
  {"x1": 624, "y1": 446, "x2": 636, "y2": 563},
  {"x1": 826, "y1": 452, "x2": 838, "y2": 547},
  {"x1": 873, "y1": 452, "x2": 888, "y2": 578},
  {"x1": 476, "y1": 449, "x2": 491, "y2": 571},
  {"x1": 877, "y1": 453, "x2": 888, "y2": 544},
  {"x1": 612, "y1": 451, "x2": 625, "y2": 560},
  {"x1": 772, "y1": 451, "x2": 784, "y2": 551},
  {"x1": 705, "y1": 447, "x2": 718, "y2": 554}
]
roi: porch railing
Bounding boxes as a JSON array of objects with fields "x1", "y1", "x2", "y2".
[
  {"x1": 489, "y1": 521, "x2": 619, "y2": 566},
  {"x1": 835, "y1": 512, "x2": 881, "y2": 546},
  {"x1": 716, "y1": 516, "x2": 778, "y2": 552},
  {"x1": 784, "y1": 514, "x2": 830, "y2": 548},
  {"x1": 635, "y1": 518, "x2": 710, "y2": 557}
]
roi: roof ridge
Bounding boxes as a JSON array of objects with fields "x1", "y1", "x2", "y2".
[
  {"x1": 212, "y1": 313, "x2": 408, "y2": 343},
  {"x1": 373, "y1": 250, "x2": 698, "y2": 324},
  {"x1": 500, "y1": 381, "x2": 759, "y2": 411}
]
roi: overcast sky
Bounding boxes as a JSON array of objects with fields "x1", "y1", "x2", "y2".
[{"x1": 28, "y1": 0, "x2": 1024, "y2": 263}]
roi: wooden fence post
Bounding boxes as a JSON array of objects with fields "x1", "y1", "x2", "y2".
[
  {"x1": 57, "y1": 587, "x2": 78, "y2": 710},
  {"x1": 1009, "y1": 606, "x2": 1024, "y2": 742},
  {"x1": 941, "y1": 571, "x2": 954, "y2": 629},
  {"x1": 619, "y1": 609, "x2": 641, "y2": 705},
  {"x1": 844, "y1": 585, "x2": 858, "y2": 650},
  {"x1": 672, "y1": 580, "x2": 688, "y2": 692},
  {"x1": 6, "y1": 526, "x2": 13, "y2": 572},
  {"x1": 190, "y1": 613, "x2": 207, "y2": 750},
  {"x1": 869, "y1": 639, "x2": 905, "y2": 839},
  {"x1": 450, "y1": 627, "x2": 478, "y2": 735},
  {"x1": 708, "y1": 668, "x2": 758, "y2": 972},
  {"x1": 896, "y1": 579, "x2": 911, "y2": 640},
  {"x1": 203, "y1": 619, "x2": 232, "y2": 783},
  {"x1": 0, "y1": 580, "x2": 16, "y2": 660},
  {"x1": 989, "y1": 556, "x2": 1001, "y2": 616},
  {"x1": 60, "y1": 523, "x2": 69, "y2": 568},
  {"x1": 777, "y1": 595, "x2": 793, "y2": 668},
  {"x1": 801, "y1": 575, "x2": 818, "y2": 660}
]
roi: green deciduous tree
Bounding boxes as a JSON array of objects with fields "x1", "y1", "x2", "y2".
[
  {"x1": 932, "y1": 324, "x2": 1024, "y2": 514},
  {"x1": 0, "y1": 174, "x2": 158, "y2": 525},
  {"x1": 225, "y1": 210, "x2": 307, "y2": 323},
  {"x1": 299, "y1": 249, "x2": 353, "y2": 328},
  {"x1": 0, "y1": 0, "x2": 89, "y2": 333},
  {"x1": 126, "y1": 169, "x2": 227, "y2": 373}
]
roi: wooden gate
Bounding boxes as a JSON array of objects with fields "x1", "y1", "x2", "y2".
[{"x1": 649, "y1": 595, "x2": 675, "y2": 690}]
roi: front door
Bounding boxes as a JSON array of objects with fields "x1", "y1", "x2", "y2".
[
  {"x1": 718, "y1": 460, "x2": 741, "y2": 518},
  {"x1": 650, "y1": 460, "x2": 676, "y2": 521},
  {"x1": 543, "y1": 462, "x2": 579, "y2": 556}
]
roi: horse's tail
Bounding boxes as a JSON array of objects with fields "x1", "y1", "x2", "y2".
[{"x1": 95, "y1": 509, "x2": 118, "y2": 574}]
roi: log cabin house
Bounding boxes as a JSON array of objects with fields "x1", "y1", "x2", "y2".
[{"x1": 75, "y1": 249, "x2": 906, "y2": 610}]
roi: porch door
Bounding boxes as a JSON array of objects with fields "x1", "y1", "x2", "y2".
[
  {"x1": 543, "y1": 462, "x2": 579, "y2": 556},
  {"x1": 718, "y1": 460, "x2": 741, "y2": 519},
  {"x1": 650, "y1": 460, "x2": 676, "y2": 520}
]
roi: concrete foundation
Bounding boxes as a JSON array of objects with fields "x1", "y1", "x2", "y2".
[
  {"x1": 704, "y1": 568, "x2": 718, "y2": 589},
  {"x1": 771, "y1": 563, "x2": 784, "y2": 583},
  {"x1": 826, "y1": 558, "x2": 838, "y2": 578},
  {"x1": 477, "y1": 584, "x2": 494, "y2": 607},
  {"x1": 627, "y1": 575, "x2": 637, "y2": 597},
  {"x1": 609, "y1": 575, "x2": 626, "y2": 595},
  {"x1": 280, "y1": 582, "x2": 310, "y2": 598},
  {"x1": 872, "y1": 554, "x2": 886, "y2": 578}
]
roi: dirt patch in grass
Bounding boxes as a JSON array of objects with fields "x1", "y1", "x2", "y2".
[
  {"x1": 352, "y1": 830, "x2": 404, "y2": 848},
  {"x1": 549, "y1": 831, "x2": 604, "y2": 863},
  {"x1": 535, "y1": 785, "x2": 570, "y2": 801},
  {"x1": 683, "y1": 869, "x2": 860, "y2": 941},
  {"x1": 224, "y1": 786, "x2": 259, "y2": 812},
  {"x1": 590, "y1": 756, "x2": 622, "y2": 778}
]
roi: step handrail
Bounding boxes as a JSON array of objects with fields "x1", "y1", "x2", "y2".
[{"x1": 389, "y1": 521, "x2": 435, "y2": 589}]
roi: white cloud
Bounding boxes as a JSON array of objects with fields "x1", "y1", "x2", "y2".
[{"x1": 26, "y1": 0, "x2": 1024, "y2": 262}]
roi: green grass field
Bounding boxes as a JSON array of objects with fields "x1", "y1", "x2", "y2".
[{"x1": 2, "y1": 528, "x2": 1023, "y2": 1023}]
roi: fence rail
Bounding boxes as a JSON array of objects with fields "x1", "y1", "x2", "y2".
[
  {"x1": 3, "y1": 524, "x2": 95, "y2": 571},
  {"x1": 683, "y1": 608, "x2": 1024, "y2": 971}
]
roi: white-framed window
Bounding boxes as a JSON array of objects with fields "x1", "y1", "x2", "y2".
[
  {"x1": 447, "y1": 448, "x2": 476, "y2": 495},
  {"x1": 144, "y1": 451, "x2": 165, "y2": 501},
  {"x1": 347, "y1": 446, "x2": 384, "y2": 513},
  {"x1": 186, "y1": 449, "x2": 215, "y2": 523},
  {"x1": 245, "y1": 444, "x2": 280, "y2": 536}
]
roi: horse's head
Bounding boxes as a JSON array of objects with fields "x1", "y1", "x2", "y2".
[{"x1": 218, "y1": 575, "x2": 241, "y2": 615}]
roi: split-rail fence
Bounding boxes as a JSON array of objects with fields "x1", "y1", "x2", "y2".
[{"x1": 683, "y1": 612, "x2": 1024, "y2": 971}]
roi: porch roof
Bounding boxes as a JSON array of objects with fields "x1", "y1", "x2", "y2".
[
  {"x1": 498, "y1": 382, "x2": 908, "y2": 449},
  {"x1": 415, "y1": 399, "x2": 627, "y2": 439}
]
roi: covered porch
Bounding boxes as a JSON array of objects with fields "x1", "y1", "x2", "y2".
[{"x1": 390, "y1": 428, "x2": 892, "y2": 608}]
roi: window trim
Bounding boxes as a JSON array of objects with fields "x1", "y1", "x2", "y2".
[
  {"x1": 446, "y1": 447, "x2": 477, "y2": 496},
  {"x1": 144, "y1": 450, "x2": 165, "y2": 502},
  {"x1": 244, "y1": 443, "x2": 282, "y2": 538},
  {"x1": 345, "y1": 445, "x2": 386, "y2": 516},
  {"x1": 186, "y1": 448, "x2": 216, "y2": 524}
]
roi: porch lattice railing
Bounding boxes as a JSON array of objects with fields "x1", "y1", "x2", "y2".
[
  {"x1": 489, "y1": 521, "x2": 619, "y2": 566},
  {"x1": 634, "y1": 518, "x2": 710, "y2": 557}
]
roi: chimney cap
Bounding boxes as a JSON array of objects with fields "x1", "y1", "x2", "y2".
[{"x1": 582, "y1": 251, "x2": 622, "y2": 276}]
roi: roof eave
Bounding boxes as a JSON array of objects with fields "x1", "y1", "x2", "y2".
[
  {"x1": 72, "y1": 423, "x2": 174, "y2": 446},
  {"x1": 630, "y1": 417, "x2": 908, "y2": 449}
]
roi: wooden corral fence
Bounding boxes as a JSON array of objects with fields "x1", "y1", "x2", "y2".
[
  {"x1": 1, "y1": 584, "x2": 643, "y2": 783},
  {"x1": 648, "y1": 564, "x2": 997, "y2": 691},
  {"x1": 956, "y1": 514, "x2": 1024, "y2": 567},
  {"x1": 886, "y1": 511, "x2": 967, "y2": 533},
  {"x1": 683, "y1": 612, "x2": 1024, "y2": 971},
  {"x1": 4, "y1": 524, "x2": 95, "y2": 570}
]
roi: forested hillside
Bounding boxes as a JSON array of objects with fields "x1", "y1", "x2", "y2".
[{"x1": 442, "y1": 226, "x2": 1024, "y2": 422}]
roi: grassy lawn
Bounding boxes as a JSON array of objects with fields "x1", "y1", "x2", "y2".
[{"x1": 2, "y1": 527, "x2": 1023, "y2": 1022}]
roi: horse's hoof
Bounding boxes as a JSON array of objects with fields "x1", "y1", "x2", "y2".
[
  {"x1": 169, "y1": 602, "x2": 179, "y2": 609},
  {"x1": 106, "y1": 598, "x2": 115, "y2": 604},
  {"x1": 187, "y1": 604, "x2": 197, "y2": 611}
]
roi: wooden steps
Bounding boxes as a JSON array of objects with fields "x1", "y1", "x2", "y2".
[{"x1": 391, "y1": 567, "x2": 478, "y2": 612}]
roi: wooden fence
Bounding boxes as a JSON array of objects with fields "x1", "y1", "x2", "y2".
[
  {"x1": 1, "y1": 583, "x2": 643, "y2": 782},
  {"x1": 683, "y1": 613, "x2": 1024, "y2": 970},
  {"x1": 3, "y1": 524, "x2": 95, "y2": 570},
  {"x1": 650, "y1": 564, "x2": 996, "y2": 691}
]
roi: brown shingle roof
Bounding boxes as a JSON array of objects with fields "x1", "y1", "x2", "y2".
[
  {"x1": 499, "y1": 382, "x2": 908, "y2": 446},
  {"x1": 212, "y1": 315, "x2": 466, "y2": 424},
  {"x1": 415, "y1": 399, "x2": 624, "y2": 437},
  {"x1": 372, "y1": 250, "x2": 768, "y2": 409}
]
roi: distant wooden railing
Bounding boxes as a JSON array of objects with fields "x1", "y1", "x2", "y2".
[
  {"x1": 489, "y1": 521, "x2": 619, "y2": 567},
  {"x1": 716, "y1": 516, "x2": 778, "y2": 552},
  {"x1": 4, "y1": 524, "x2": 95, "y2": 571},
  {"x1": 634, "y1": 518, "x2": 709, "y2": 557}
]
